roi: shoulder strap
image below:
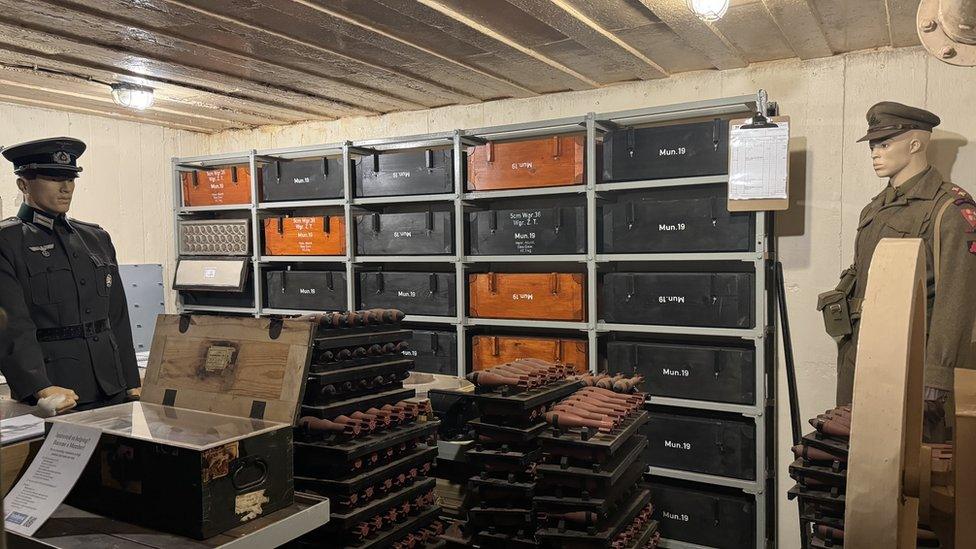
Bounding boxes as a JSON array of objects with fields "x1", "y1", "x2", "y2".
[{"x1": 934, "y1": 199, "x2": 954, "y2": 287}]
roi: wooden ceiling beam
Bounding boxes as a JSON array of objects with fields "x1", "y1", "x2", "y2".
[
  {"x1": 0, "y1": 64, "x2": 270, "y2": 129},
  {"x1": 157, "y1": 0, "x2": 479, "y2": 105},
  {"x1": 759, "y1": 0, "x2": 834, "y2": 59},
  {"x1": 290, "y1": 0, "x2": 537, "y2": 97},
  {"x1": 503, "y1": 0, "x2": 668, "y2": 80},
  {"x1": 0, "y1": 22, "x2": 351, "y2": 121},
  {"x1": 413, "y1": 0, "x2": 602, "y2": 89},
  {"x1": 636, "y1": 0, "x2": 748, "y2": 70},
  {"x1": 0, "y1": 87, "x2": 222, "y2": 133}
]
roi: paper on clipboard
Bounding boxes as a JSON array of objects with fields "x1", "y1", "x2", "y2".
[{"x1": 729, "y1": 121, "x2": 789, "y2": 200}]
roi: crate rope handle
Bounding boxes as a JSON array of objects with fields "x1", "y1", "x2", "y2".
[
  {"x1": 549, "y1": 272, "x2": 559, "y2": 295},
  {"x1": 551, "y1": 136, "x2": 561, "y2": 158},
  {"x1": 486, "y1": 141, "x2": 494, "y2": 163},
  {"x1": 488, "y1": 272, "x2": 497, "y2": 294}
]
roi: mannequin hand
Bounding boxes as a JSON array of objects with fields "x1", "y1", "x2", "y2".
[
  {"x1": 126, "y1": 387, "x2": 142, "y2": 400},
  {"x1": 35, "y1": 386, "x2": 78, "y2": 415}
]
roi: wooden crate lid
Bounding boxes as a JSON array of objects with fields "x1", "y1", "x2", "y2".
[{"x1": 141, "y1": 314, "x2": 314, "y2": 424}]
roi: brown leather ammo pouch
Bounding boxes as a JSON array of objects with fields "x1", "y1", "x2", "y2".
[{"x1": 817, "y1": 267, "x2": 856, "y2": 338}]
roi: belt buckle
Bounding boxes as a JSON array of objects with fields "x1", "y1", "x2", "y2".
[{"x1": 82, "y1": 321, "x2": 97, "y2": 339}]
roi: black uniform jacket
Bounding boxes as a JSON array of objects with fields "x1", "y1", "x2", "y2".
[{"x1": 0, "y1": 204, "x2": 140, "y2": 405}]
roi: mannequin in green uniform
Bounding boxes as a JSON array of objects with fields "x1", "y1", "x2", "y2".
[{"x1": 820, "y1": 102, "x2": 976, "y2": 441}]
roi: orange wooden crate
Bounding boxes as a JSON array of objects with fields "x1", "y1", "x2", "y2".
[
  {"x1": 471, "y1": 335, "x2": 588, "y2": 373},
  {"x1": 466, "y1": 135, "x2": 584, "y2": 191},
  {"x1": 263, "y1": 216, "x2": 346, "y2": 256},
  {"x1": 181, "y1": 165, "x2": 254, "y2": 206},
  {"x1": 468, "y1": 272, "x2": 586, "y2": 321}
]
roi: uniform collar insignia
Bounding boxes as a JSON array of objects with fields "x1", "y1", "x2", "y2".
[{"x1": 32, "y1": 211, "x2": 54, "y2": 231}]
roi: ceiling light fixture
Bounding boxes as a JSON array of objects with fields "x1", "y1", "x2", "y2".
[
  {"x1": 688, "y1": 0, "x2": 730, "y2": 22},
  {"x1": 111, "y1": 82, "x2": 155, "y2": 110}
]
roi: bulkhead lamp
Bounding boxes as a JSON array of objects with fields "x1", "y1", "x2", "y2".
[{"x1": 111, "y1": 83, "x2": 155, "y2": 111}]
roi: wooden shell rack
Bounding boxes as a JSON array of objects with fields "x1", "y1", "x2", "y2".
[
  {"x1": 786, "y1": 406, "x2": 850, "y2": 547},
  {"x1": 290, "y1": 310, "x2": 443, "y2": 547},
  {"x1": 533, "y1": 385, "x2": 657, "y2": 548},
  {"x1": 459, "y1": 376, "x2": 585, "y2": 547}
]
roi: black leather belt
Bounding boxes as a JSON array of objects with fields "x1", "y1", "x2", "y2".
[{"x1": 36, "y1": 319, "x2": 110, "y2": 342}]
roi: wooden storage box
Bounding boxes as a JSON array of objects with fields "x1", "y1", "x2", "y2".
[
  {"x1": 601, "y1": 119, "x2": 729, "y2": 183},
  {"x1": 263, "y1": 215, "x2": 346, "y2": 256},
  {"x1": 607, "y1": 341, "x2": 755, "y2": 405},
  {"x1": 466, "y1": 135, "x2": 584, "y2": 191},
  {"x1": 355, "y1": 210, "x2": 455, "y2": 256},
  {"x1": 641, "y1": 408, "x2": 756, "y2": 480},
  {"x1": 181, "y1": 165, "x2": 254, "y2": 207},
  {"x1": 359, "y1": 271, "x2": 457, "y2": 317},
  {"x1": 602, "y1": 272, "x2": 754, "y2": 328},
  {"x1": 600, "y1": 184, "x2": 754, "y2": 253},
  {"x1": 48, "y1": 314, "x2": 315, "y2": 539},
  {"x1": 260, "y1": 158, "x2": 344, "y2": 202},
  {"x1": 354, "y1": 149, "x2": 457, "y2": 197},
  {"x1": 407, "y1": 329, "x2": 458, "y2": 376},
  {"x1": 467, "y1": 199, "x2": 586, "y2": 256},
  {"x1": 649, "y1": 478, "x2": 756, "y2": 548},
  {"x1": 265, "y1": 270, "x2": 347, "y2": 311},
  {"x1": 468, "y1": 272, "x2": 586, "y2": 321},
  {"x1": 471, "y1": 335, "x2": 588, "y2": 373}
]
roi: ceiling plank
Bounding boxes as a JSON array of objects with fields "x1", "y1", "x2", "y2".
[
  {"x1": 884, "y1": 0, "x2": 922, "y2": 48},
  {"x1": 0, "y1": 21, "x2": 355, "y2": 121},
  {"x1": 289, "y1": 0, "x2": 537, "y2": 97},
  {"x1": 504, "y1": 0, "x2": 668, "y2": 80},
  {"x1": 412, "y1": 0, "x2": 602, "y2": 89},
  {"x1": 636, "y1": 0, "x2": 748, "y2": 70},
  {"x1": 0, "y1": 87, "x2": 222, "y2": 133},
  {"x1": 760, "y1": 0, "x2": 834, "y2": 59},
  {"x1": 156, "y1": 0, "x2": 480, "y2": 105},
  {"x1": 0, "y1": 64, "x2": 275, "y2": 129},
  {"x1": 360, "y1": 0, "x2": 597, "y2": 93},
  {"x1": 0, "y1": 50, "x2": 307, "y2": 126},
  {"x1": 11, "y1": 0, "x2": 427, "y2": 113}
]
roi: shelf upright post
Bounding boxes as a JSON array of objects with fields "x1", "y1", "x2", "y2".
[
  {"x1": 343, "y1": 142, "x2": 356, "y2": 313},
  {"x1": 585, "y1": 113, "x2": 599, "y2": 374},
  {"x1": 171, "y1": 157, "x2": 184, "y2": 314},
  {"x1": 453, "y1": 130, "x2": 467, "y2": 378},
  {"x1": 248, "y1": 150, "x2": 262, "y2": 317}
]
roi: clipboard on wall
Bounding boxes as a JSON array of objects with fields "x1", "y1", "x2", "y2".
[{"x1": 727, "y1": 114, "x2": 791, "y2": 212}]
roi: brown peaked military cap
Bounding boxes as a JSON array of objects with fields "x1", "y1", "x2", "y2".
[{"x1": 858, "y1": 101, "x2": 941, "y2": 143}]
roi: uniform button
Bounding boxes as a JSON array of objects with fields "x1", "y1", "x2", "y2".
[
  {"x1": 93, "y1": 336, "x2": 99, "y2": 342},
  {"x1": 73, "y1": 252, "x2": 78, "y2": 258},
  {"x1": 85, "y1": 308, "x2": 92, "y2": 314},
  {"x1": 80, "y1": 278, "x2": 86, "y2": 285}
]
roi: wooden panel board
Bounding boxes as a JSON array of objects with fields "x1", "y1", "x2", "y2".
[
  {"x1": 142, "y1": 314, "x2": 315, "y2": 424},
  {"x1": 845, "y1": 238, "x2": 926, "y2": 548}
]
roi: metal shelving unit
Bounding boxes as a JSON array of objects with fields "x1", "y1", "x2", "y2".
[{"x1": 172, "y1": 94, "x2": 774, "y2": 549}]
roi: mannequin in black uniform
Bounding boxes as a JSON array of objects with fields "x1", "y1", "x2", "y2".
[{"x1": 0, "y1": 137, "x2": 140, "y2": 412}]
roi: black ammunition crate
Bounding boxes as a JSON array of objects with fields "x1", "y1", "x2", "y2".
[
  {"x1": 354, "y1": 149, "x2": 459, "y2": 197},
  {"x1": 601, "y1": 119, "x2": 729, "y2": 182},
  {"x1": 607, "y1": 341, "x2": 755, "y2": 405},
  {"x1": 641, "y1": 409, "x2": 756, "y2": 480},
  {"x1": 650, "y1": 477, "x2": 756, "y2": 547},
  {"x1": 179, "y1": 288, "x2": 254, "y2": 309},
  {"x1": 600, "y1": 184, "x2": 754, "y2": 253},
  {"x1": 265, "y1": 270, "x2": 347, "y2": 311},
  {"x1": 359, "y1": 272, "x2": 457, "y2": 317},
  {"x1": 650, "y1": 478, "x2": 756, "y2": 548},
  {"x1": 261, "y1": 157, "x2": 344, "y2": 202},
  {"x1": 405, "y1": 329, "x2": 457, "y2": 376},
  {"x1": 355, "y1": 211, "x2": 455, "y2": 255},
  {"x1": 467, "y1": 199, "x2": 586, "y2": 255},
  {"x1": 602, "y1": 272, "x2": 754, "y2": 328}
]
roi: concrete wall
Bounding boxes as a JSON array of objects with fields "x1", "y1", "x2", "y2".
[
  {"x1": 0, "y1": 102, "x2": 206, "y2": 297},
  {"x1": 204, "y1": 45, "x2": 976, "y2": 548}
]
